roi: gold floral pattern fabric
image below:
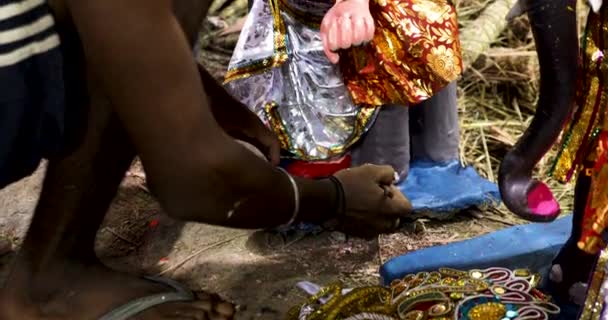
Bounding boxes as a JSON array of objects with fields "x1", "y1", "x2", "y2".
[
  {"x1": 287, "y1": 267, "x2": 559, "y2": 320},
  {"x1": 339, "y1": 0, "x2": 463, "y2": 106}
]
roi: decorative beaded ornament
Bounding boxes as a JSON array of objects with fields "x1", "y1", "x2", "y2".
[{"x1": 286, "y1": 267, "x2": 560, "y2": 320}]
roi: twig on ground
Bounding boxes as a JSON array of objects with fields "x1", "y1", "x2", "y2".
[
  {"x1": 105, "y1": 227, "x2": 140, "y2": 247},
  {"x1": 157, "y1": 234, "x2": 248, "y2": 276}
]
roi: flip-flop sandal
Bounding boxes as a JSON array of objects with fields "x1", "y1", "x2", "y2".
[{"x1": 98, "y1": 276, "x2": 195, "y2": 320}]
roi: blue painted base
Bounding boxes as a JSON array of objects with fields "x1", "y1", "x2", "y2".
[
  {"x1": 399, "y1": 160, "x2": 500, "y2": 214},
  {"x1": 380, "y1": 216, "x2": 580, "y2": 319}
]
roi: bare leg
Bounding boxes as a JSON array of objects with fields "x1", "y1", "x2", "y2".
[
  {"x1": 1, "y1": 92, "x2": 233, "y2": 319},
  {"x1": 0, "y1": 1, "x2": 234, "y2": 319},
  {"x1": 410, "y1": 81, "x2": 459, "y2": 162},
  {"x1": 350, "y1": 105, "x2": 411, "y2": 182}
]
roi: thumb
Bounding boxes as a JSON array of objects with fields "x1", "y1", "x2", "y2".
[
  {"x1": 321, "y1": 32, "x2": 340, "y2": 64},
  {"x1": 265, "y1": 135, "x2": 281, "y2": 166},
  {"x1": 381, "y1": 186, "x2": 413, "y2": 216},
  {"x1": 323, "y1": 43, "x2": 340, "y2": 64}
]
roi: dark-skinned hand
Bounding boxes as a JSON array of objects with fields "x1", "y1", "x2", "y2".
[{"x1": 331, "y1": 164, "x2": 412, "y2": 239}]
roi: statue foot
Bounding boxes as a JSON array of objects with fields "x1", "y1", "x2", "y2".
[{"x1": 549, "y1": 240, "x2": 597, "y2": 305}]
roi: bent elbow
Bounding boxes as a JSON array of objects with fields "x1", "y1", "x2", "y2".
[{"x1": 143, "y1": 162, "x2": 234, "y2": 225}]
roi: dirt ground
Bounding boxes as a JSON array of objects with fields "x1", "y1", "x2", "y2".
[{"x1": 0, "y1": 161, "x2": 520, "y2": 319}]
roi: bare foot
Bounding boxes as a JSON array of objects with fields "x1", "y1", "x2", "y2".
[{"x1": 0, "y1": 261, "x2": 235, "y2": 319}]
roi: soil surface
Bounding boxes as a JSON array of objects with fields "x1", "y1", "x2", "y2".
[{"x1": 0, "y1": 161, "x2": 520, "y2": 319}]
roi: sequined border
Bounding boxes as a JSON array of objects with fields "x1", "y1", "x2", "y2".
[
  {"x1": 580, "y1": 248, "x2": 608, "y2": 320},
  {"x1": 223, "y1": 0, "x2": 289, "y2": 83},
  {"x1": 550, "y1": 7, "x2": 608, "y2": 183},
  {"x1": 264, "y1": 102, "x2": 378, "y2": 160}
]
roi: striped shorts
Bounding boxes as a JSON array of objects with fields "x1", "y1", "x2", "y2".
[{"x1": 0, "y1": 0, "x2": 67, "y2": 188}]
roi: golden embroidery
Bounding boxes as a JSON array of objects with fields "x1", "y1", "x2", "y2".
[
  {"x1": 340, "y1": 0, "x2": 462, "y2": 106},
  {"x1": 288, "y1": 267, "x2": 559, "y2": 320}
]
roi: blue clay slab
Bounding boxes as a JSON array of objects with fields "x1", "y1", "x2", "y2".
[
  {"x1": 380, "y1": 215, "x2": 572, "y2": 285},
  {"x1": 380, "y1": 216, "x2": 579, "y2": 319},
  {"x1": 398, "y1": 160, "x2": 500, "y2": 215}
]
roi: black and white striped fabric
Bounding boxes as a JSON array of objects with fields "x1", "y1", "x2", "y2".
[{"x1": 0, "y1": 0, "x2": 66, "y2": 188}]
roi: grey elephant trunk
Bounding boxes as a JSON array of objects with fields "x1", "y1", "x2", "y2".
[{"x1": 498, "y1": 0, "x2": 579, "y2": 222}]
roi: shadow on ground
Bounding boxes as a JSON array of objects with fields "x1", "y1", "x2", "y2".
[{"x1": 0, "y1": 164, "x2": 511, "y2": 320}]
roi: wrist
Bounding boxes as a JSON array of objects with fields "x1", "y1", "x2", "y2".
[{"x1": 294, "y1": 177, "x2": 338, "y2": 224}]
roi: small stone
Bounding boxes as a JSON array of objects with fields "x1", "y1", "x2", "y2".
[
  {"x1": 450, "y1": 292, "x2": 463, "y2": 300},
  {"x1": 494, "y1": 287, "x2": 506, "y2": 295},
  {"x1": 430, "y1": 304, "x2": 447, "y2": 314},
  {"x1": 506, "y1": 310, "x2": 518, "y2": 318},
  {"x1": 470, "y1": 271, "x2": 483, "y2": 279},
  {"x1": 413, "y1": 220, "x2": 426, "y2": 234},
  {"x1": 514, "y1": 269, "x2": 530, "y2": 277}
]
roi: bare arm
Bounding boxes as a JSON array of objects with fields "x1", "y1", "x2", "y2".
[{"x1": 63, "y1": 0, "x2": 335, "y2": 228}]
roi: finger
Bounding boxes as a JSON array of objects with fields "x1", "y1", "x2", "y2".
[
  {"x1": 338, "y1": 16, "x2": 353, "y2": 49},
  {"x1": 321, "y1": 23, "x2": 340, "y2": 64},
  {"x1": 267, "y1": 140, "x2": 280, "y2": 166},
  {"x1": 381, "y1": 185, "x2": 393, "y2": 198},
  {"x1": 214, "y1": 302, "x2": 236, "y2": 318},
  {"x1": 328, "y1": 22, "x2": 339, "y2": 53},
  {"x1": 193, "y1": 292, "x2": 235, "y2": 319},
  {"x1": 352, "y1": 17, "x2": 366, "y2": 46},
  {"x1": 191, "y1": 299, "x2": 213, "y2": 312},
  {"x1": 363, "y1": 16, "x2": 375, "y2": 42},
  {"x1": 259, "y1": 132, "x2": 281, "y2": 165},
  {"x1": 235, "y1": 139, "x2": 267, "y2": 161}
]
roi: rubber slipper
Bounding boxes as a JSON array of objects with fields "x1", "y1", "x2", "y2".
[{"x1": 98, "y1": 276, "x2": 195, "y2": 320}]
